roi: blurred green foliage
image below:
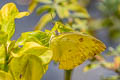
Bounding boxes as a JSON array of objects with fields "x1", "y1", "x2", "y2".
[
  {"x1": 90, "y1": 0, "x2": 120, "y2": 39},
  {"x1": 28, "y1": 0, "x2": 90, "y2": 32}
]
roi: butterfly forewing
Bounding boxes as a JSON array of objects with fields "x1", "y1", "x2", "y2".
[{"x1": 50, "y1": 32, "x2": 106, "y2": 70}]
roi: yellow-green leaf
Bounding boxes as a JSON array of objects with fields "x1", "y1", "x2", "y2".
[
  {"x1": 13, "y1": 42, "x2": 53, "y2": 65},
  {"x1": 0, "y1": 31, "x2": 8, "y2": 44},
  {"x1": 83, "y1": 64, "x2": 99, "y2": 72},
  {"x1": 9, "y1": 54, "x2": 44, "y2": 80},
  {"x1": 28, "y1": 0, "x2": 38, "y2": 13},
  {"x1": 36, "y1": 0, "x2": 52, "y2": 3},
  {"x1": 0, "y1": 45, "x2": 5, "y2": 65},
  {"x1": 36, "y1": 5, "x2": 51, "y2": 14},
  {"x1": 1, "y1": 3, "x2": 19, "y2": 20},
  {"x1": 56, "y1": 5, "x2": 69, "y2": 18},
  {"x1": 15, "y1": 31, "x2": 51, "y2": 47},
  {"x1": 0, "y1": 3, "x2": 29, "y2": 40},
  {"x1": 15, "y1": 12, "x2": 30, "y2": 18},
  {"x1": 0, "y1": 71, "x2": 12, "y2": 80},
  {"x1": 52, "y1": 22, "x2": 74, "y2": 33},
  {"x1": 39, "y1": 49, "x2": 53, "y2": 65},
  {"x1": 67, "y1": 3, "x2": 90, "y2": 18},
  {"x1": 35, "y1": 12, "x2": 56, "y2": 30},
  {"x1": 9, "y1": 42, "x2": 53, "y2": 80},
  {"x1": 0, "y1": 10, "x2": 2, "y2": 26},
  {"x1": 16, "y1": 42, "x2": 49, "y2": 56}
]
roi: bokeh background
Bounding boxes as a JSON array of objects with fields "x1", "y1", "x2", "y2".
[{"x1": 0, "y1": 0, "x2": 120, "y2": 80}]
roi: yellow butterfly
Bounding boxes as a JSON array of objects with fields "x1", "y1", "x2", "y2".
[{"x1": 50, "y1": 32, "x2": 106, "y2": 70}]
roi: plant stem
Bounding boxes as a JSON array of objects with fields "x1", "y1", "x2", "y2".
[
  {"x1": 4, "y1": 44, "x2": 9, "y2": 72},
  {"x1": 64, "y1": 70, "x2": 72, "y2": 80}
]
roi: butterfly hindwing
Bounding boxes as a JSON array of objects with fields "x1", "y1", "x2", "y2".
[{"x1": 50, "y1": 32, "x2": 106, "y2": 70}]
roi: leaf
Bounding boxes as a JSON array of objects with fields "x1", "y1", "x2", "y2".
[
  {"x1": 67, "y1": 3, "x2": 90, "y2": 18},
  {"x1": 0, "y1": 45, "x2": 5, "y2": 65},
  {"x1": 16, "y1": 42, "x2": 51, "y2": 57},
  {"x1": 55, "y1": 5, "x2": 70, "y2": 18},
  {"x1": 1, "y1": 3, "x2": 19, "y2": 20},
  {"x1": 72, "y1": 18, "x2": 88, "y2": 32},
  {"x1": 0, "y1": 31, "x2": 8, "y2": 44},
  {"x1": 52, "y1": 22, "x2": 74, "y2": 33},
  {"x1": 8, "y1": 40, "x2": 16, "y2": 53},
  {"x1": 116, "y1": 45, "x2": 120, "y2": 53},
  {"x1": 0, "y1": 3, "x2": 29, "y2": 40},
  {"x1": 28, "y1": 0, "x2": 38, "y2": 13},
  {"x1": 102, "y1": 76, "x2": 120, "y2": 80},
  {"x1": 15, "y1": 31, "x2": 51, "y2": 47},
  {"x1": 0, "y1": 70, "x2": 13, "y2": 80},
  {"x1": 36, "y1": 0, "x2": 52, "y2": 3},
  {"x1": 34, "y1": 12, "x2": 56, "y2": 30},
  {"x1": 22, "y1": 55, "x2": 46, "y2": 80},
  {"x1": 9, "y1": 42, "x2": 53, "y2": 80},
  {"x1": 13, "y1": 42, "x2": 53, "y2": 66},
  {"x1": 0, "y1": 10, "x2": 2, "y2": 26},
  {"x1": 83, "y1": 64, "x2": 99, "y2": 72},
  {"x1": 9, "y1": 54, "x2": 44, "y2": 80},
  {"x1": 71, "y1": 12, "x2": 90, "y2": 18},
  {"x1": 36, "y1": 5, "x2": 51, "y2": 14},
  {"x1": 15, "y1": 12, "x2": 30, "y2": 18},
  {"x1": 39, "y1": 49, "x2": 53, "y2": 65},
  {"x1": 101, "y1": 61, "x2": 114, "y2": 69},
  {"x1": 109, "y1": 28, "x2": 120, "y2": 39},
  {"x1": 67, "y1": 3, "x2": 87, "y2": 12},
  {"x1": 50, "y1": 32, "x2": 106, "y2": 70}
]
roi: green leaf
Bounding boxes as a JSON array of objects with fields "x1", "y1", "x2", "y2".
[
  {"x1": 83, "y1": 64, "x2": 99, "y2": 72},
  {"x1": 15, "y1": 42, "x2": 50, "y2": 56},
  {"x1": 15, "y1": 31, "x2": 51, "y2": 47},
  {"x1": 71, "y1": 18, "x2": 88, "y2": 31},
  {"x1": 36, "y1": 5, "x2": 51, "y2": 14},
  {"x1": 101, "y1": 61, "x2": 114, "y2": 69},
  {"x1": 39, "y1": 49, "x2": 53, "y2": 65},
  {"x1": 0, "y1": 31, "x2": 8, "y2": 44},
  {"x1": 0, "y1": 45, "x2": 5, "y2": 65},
  {"x1": 1, "y1": 3, "x2": 19, "y2": 20},
  {"x1": 116, "y1": 45, "x2": 120, "y2": 53},
  {"x1": 9, "y1": 54, "x2": 44, "y2": 80},
  {"x1": 15, "y1": 12, "x2": 30, "y2": 18},
  {"x1": 36, "y1": 0, "x2": 52, "y2": 3},
  {"x1": 35, "y1": 12, "x2": 56, "y2": 30},
  {"x1": 71, "y1": 12, "x2": 90, "y2": 18},
  {"x1": 0, "y1": 71, "x2": 12, "y2": 80},
  {"x1": 55, "y1": 5, "x2": 70, "y2": 18},
  {"x1": 13, "y1": 42, "x2": 53, "y2": 66},
  {"x1": 0, "y1": 10, "x2": 2, "y2": 26},
  {"x1": 102, "y1": 76, "x2": 120, "y2": 80},
  {"x1": 52, "y1": 22, "x2": 74, "y2": 33},
  {"x1": 0, "y1": 3, "x2": 29, "y2": 40},
  {"x1": 9, "y1": 42, "x2": 53, "y2": 80},
  {"x1": 109, "y1": 28, "x2": 120, "y2": 39},
  {"x1": 28, "y1": 0, "x2": 38, "y2": 13},
  {"x1": 67, "y1": 3, "x2": 90, "y2": 18},
  {"x1": 8, "y1": 40, "x2": 16, "y2": 53}
]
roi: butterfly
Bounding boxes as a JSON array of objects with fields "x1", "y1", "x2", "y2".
[{"x1": 50, "y1": 32, "x2": 106, "y2": 70}]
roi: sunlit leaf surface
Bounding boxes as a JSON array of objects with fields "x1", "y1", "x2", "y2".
[
  {"x1": 0, "y1": 3, "x2": 29, "y2": 40},
  {"x1": 9, "y1": 42, "x2": 53, "y2": 80},
  {"x1": 0, "y1": 71, "x2": 12, "y2": 80}
]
